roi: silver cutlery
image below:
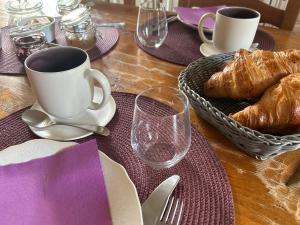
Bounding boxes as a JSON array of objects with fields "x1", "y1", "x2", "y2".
[
  {"x1": 21, "y1": 109, "x2": 110, "y2": 136},
  {"x1": 223, "y1": 43, "x2": 260, "y2": 64},
  {"x1": 249, "y1": 42, "x2": 259, "y2": 52},
  {"x1": 156, "y1": 196, "x2": 183, "y2": 225},
  {"x1": 95, "y1": 22, "x2": 126, "y2": 29},
  {"x1": 142, "y1": 175, "x2": 180, "y2": 225},
  {"x1": 167, "y1": 16, "x2": 178, "y2": 24},
  {"x1": 152, "y1": 16, "x2": 177, "y2": 33}
]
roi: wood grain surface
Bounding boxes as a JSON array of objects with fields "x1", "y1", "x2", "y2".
[{"x1": 1, "y1": 2, "x2": 300, "y2": 224}]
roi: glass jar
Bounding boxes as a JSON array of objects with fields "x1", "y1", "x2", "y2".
[
  {"x1": 57, "y1": 0, "x2": 81, "y2": 15},
  {"x1": 4, "y1": 0, "x2": 44, "y2": 27},
  {"x1": 12, "y1": 32, "x2": 46, "y2": 62},
  {"x1": 60, "y1": 6, "x2": 96, "y2": 50}
]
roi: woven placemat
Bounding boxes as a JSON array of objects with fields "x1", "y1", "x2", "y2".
[
  {"x1": 0, "y1": 23, "x2": 119, "y2": 75},
  {"x1": 135, "y1": 20, "x2": 275, "y2": 66},
  {"x1": 0, "y1": 92, "x2": 234, "y2": 225}
]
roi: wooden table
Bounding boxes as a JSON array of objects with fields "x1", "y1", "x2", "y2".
[{"x1": 1, "y1": 2, "x2": 300, "y2": 225}]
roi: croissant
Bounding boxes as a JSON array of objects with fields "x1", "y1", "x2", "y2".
[
  {"x1": 230, "y1": 73, "x2": 300, "y2": 134},
  {"x1": 204, "y1": 49, "x2": 300, "y2": 100}
]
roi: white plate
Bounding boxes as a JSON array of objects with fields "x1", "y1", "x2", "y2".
[
  {"x1": 29, "y1": 87, "x2": 116, "y2": 141},
  {"x1": 0, "y1": 139, "x2": 143, "y2": 225}
]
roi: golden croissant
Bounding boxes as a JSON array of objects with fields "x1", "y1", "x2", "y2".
[
  {"x1": 204, "y1": 49, "x2": 300, "y2": 100},
  {"x1": 230, "y1": 73, "x2": 300, "y2": 134}
]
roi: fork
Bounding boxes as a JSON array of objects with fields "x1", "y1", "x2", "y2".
[{"x1": 156, "y1": 197, "x2": 184, "y2": 225}]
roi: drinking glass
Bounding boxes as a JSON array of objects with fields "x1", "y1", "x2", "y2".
[
  {"x1": 136, "y1": 0, "x2": 168, "y2": 48},
  {"x1": 131, "y1": 87, "x2": 191, "y2": 169}
]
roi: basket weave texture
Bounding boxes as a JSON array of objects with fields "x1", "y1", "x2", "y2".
[{"x1": 178, "y1": 53, "x2": 300, "y2": 160}]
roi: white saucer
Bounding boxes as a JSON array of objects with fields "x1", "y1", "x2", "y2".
[
  {"x1": 0, "y1": 140, "x2": 143, "y2": 225},
  {"x1": 29, "y1": 87, "x2": 117, "y2": 141},
  {"x1": 200, "y1": 42, "x2": 223, "y2": 57}
]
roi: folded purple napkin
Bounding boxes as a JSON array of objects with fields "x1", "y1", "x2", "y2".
[
  {"x1": 0, "y1": 139, "x2": 112, "y2": 225},
  {"x1": 175, "y1": 5, "x2": 226, "y2": 28}
]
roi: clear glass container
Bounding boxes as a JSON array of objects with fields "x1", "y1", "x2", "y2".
[
  {"x1": 4, "y1": 0, "x2": 44, "y2": 27},
  {"x1": 57, "y1": 0, "x2": 81, "y2": 15},
  {"x1": 12, "y1": 32, "x2": 46, "y2": 62},
  {"x1": 131, "y1": 87, "x2": 191, "y2": 169},
  {"x1": 136, "y1": 0, "x2": 168, "y2": 48},
  {"x1": 60, "y1": 6, "x2": 96, "y2": 50}
]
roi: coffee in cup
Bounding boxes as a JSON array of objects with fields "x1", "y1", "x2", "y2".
[
  {"x1": 25, "y1": 46, "x2": 111, "y2": 119},
  {"x1": 198, "y1": 6, "x2": 260, "y2": 52}
]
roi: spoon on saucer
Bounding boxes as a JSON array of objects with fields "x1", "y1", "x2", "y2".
[{"x1": 21, "y1": 109, "x2": 110, "y2": 136}]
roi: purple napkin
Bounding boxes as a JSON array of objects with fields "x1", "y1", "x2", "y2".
[
  {"x1": 175, "y1": 5, "x2": 226, "y2": 28},
  {"x1": 0, "y1": 139, "x2": 112, "y2": 225}
]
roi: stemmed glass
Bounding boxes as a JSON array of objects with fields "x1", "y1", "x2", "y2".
[
  {"x1": 136, "y1": 0, "x2": 168, "y2": 48},
  {"x1": 131, "y1": 87, "x2": 191, "y2": 169}
]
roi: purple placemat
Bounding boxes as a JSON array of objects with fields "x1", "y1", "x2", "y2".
[
  {"x1": 135, "y1": 20, "x2": 275, "y2": 66},
  {"x1": 0, "y1": 139, "x2": 112, "y2": 225},
  {"x1": 0, "y1": 92, "x2": 235, "y2": 225},
  {"x1": 0, "y1": 23, "x2": 119, "y2": 75}
]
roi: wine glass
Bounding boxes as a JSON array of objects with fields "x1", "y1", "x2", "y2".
[
  {"x1": 136, "y1": 0, "x2": 168, "y2": 48},
  {"x1": 131, "y1": 87, "x2": 191, "y2": 169}
]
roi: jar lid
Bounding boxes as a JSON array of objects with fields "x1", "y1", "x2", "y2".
[
  {"x1": 61, "y1": 6, "x2": 90, "y2": 27},
  {"x1": 4, "y1": 0, "x2": 43, "y2": 15},
  {"x1": 57, "y1": 0, "x2": 81, "y2": 12}
]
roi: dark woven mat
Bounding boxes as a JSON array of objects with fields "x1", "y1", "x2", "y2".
[
  {"x1": 0, "y1": 23, "x2": 119, "y2": 75},
  {"x1": 135, "y1": 20, "x2": 275, "y2": 66},
  {"x1": 0, "y1": 92, "x2": 234, "y2": 225}
]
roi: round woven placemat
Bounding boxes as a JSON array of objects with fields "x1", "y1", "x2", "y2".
[
  {"x1": 135, "y1": 20, "x2": 275, "y2": 66},
  {"x1": 0, "y1": 23, "x2": 119, "y2": 75},
  {"x1": 0, "y1": 92, "x2": 234, "y2": 225}
]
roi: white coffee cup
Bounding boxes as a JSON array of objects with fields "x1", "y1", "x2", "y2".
[
  {"x1": 25, "y1": 46, "x2": 111, "y2": 119},
  {"x1": 198, "y1": 7, "x2": 260, "y2": 52}
]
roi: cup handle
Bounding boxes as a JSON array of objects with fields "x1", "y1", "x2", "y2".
[
  {"x1": 85, "y1": 69, "x2": 111, "y2": 110},
  {"x1": 198, "y1": 12, "x2": 215, "y2": 44}
]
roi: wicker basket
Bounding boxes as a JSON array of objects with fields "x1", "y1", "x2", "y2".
[{"x1": 178, "y1": 53, "x2": 300, "y2": 160}]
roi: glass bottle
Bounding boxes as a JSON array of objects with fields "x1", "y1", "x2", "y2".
[
  {"x1": 60, "y1": 6, "x2": 96, "y2": 50},
  {"x1": 4, "y1": 0, "x2": 44, "y2": 27}
]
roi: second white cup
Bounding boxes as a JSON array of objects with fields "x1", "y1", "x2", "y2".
[{"x1": 198, "y1": 6, "x2": 260, "y2": 52}]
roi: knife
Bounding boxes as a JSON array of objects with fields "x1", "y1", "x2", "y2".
[
  {"x1": 151, "y1": 16, "x2": 178, "y2": 33},
  {"x1": 142, "y1": 175, "x2": 180, "y2": 225},
  {"x1": 286, "y1": 162, "x2": 300, "y2": 186}
]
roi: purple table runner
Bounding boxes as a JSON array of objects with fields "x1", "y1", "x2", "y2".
[
  {"x1": 0, "y1": 139, "x2": 112, "y2": 225},
  {"x1": 0, "y1": 92, "x2": 234, "y2": 225}
]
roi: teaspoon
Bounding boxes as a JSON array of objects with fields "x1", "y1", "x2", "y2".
[
  {"x1": 95, "y1": 22, "x2": 126, "y2": 29},
  {"x1": 21, "y1": 109, "x2": 110, "y2": 136}
]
